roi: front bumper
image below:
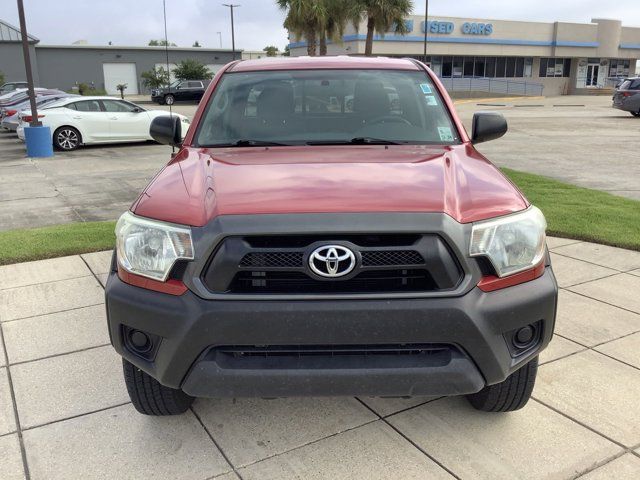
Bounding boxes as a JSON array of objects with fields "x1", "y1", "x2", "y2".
[{"x1": 106, "y1": 264, "x2": 557, "y2": 398}]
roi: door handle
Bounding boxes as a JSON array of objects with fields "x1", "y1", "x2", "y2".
[
  {"x1": 109, "y1": 117, "x2": 118, "y2": 120},
  {"x1": 72, "y1": 116, "x2": 82, "y2": 119}
]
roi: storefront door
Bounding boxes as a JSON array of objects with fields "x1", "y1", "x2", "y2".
[{"x1": 586, "y1": 64, "x2": 599, "y2": 87}]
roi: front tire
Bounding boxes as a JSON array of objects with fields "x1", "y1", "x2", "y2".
[
  {"x1": 467, "y1": 356, "x2": 538, "y2": 412},
  {"x1": 123, "y1": 359, "x2": 194, "y2": 415},
  {"x1": 53, "y1": 126, "x2": 81, "y2": 150},
  {"x1": 164, "y1": 94, "x2": 175, "y2": 106},
  {"x1": 631, "y1": 111, "x2": 640, "y2": 117}
]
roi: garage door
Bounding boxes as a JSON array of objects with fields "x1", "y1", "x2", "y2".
[{"x1": 103, "y1": 63, "x2": 139, "y2": 95}]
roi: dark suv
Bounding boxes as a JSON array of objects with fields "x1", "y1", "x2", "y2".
[
  {"x1": 106, "y1": 56, "x2": 557, "y2": 416},
  {"x1": 151, "y1": 79, "x2": 210, "y2": 105}
]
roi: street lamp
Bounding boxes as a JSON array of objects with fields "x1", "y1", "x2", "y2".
[
  {"x1": 222, "y1": 4, "x2": 240, "y2": 60},
  {"x1": 423, "y1": 0, "x2": 429, "y2": 59}
]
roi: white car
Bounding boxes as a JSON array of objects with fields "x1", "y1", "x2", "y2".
[{"x1": 16, "y1": 96, "x2": 190, "y2": 151}]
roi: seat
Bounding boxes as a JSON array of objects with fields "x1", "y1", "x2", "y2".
[
  {"x1": 256, "y1": 83, "x2": 295, "y2": 135},
  {"x1": 353, "y1": 80, "x2": 391, "y2": 120}
]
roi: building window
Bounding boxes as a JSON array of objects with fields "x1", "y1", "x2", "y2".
[
  {"x1": 452, "y1": 56, "x2": 463, "y2": 77},
  {"x1": 609, "y1": 59, "x2": 631, "y2": 78},
  {"x1": 442, "y1": 56, "x2": 452, "y2": 77},
  {"x1": 496, "y1": 57, "x2": 506, "y2": 78},
  {"x1": 539, "y1": 58, "x2": 572, "y2": 78},
  {"x1": 474, "y1": 57, "x2": 486, "y2": 77},
  {"x1": 463, "y1": 57, "x2": 474, "y2": 77},
  {"x1": 485, "y1": 57, "x2": 496, "y2": 78}
]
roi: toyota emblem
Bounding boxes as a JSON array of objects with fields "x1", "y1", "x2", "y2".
[{"x1": 308, "y1": 245, "x2": 356, "y2": 278}]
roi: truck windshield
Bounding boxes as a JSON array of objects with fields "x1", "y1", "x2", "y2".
[{"x1": 194, "y1": 69, "x2": 460, "y2": 147}]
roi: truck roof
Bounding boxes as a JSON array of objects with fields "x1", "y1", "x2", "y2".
[{"x1": 229, "y1": 56, "x2": 421, "y2": 73}]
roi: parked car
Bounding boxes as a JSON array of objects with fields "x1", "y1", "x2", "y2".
[
  {"x1": 0, "y1": 81, "x2": 28, "y2": 95},
  {"x1": 0, "y1": 88, "x2": 61, "y2": 108},
  {"x1": 106, "y1": 57, "x2": 557, "y2": 416},
  {"x1": 17, "y1": 96, "x2": 190, "y2": 150},
  {"x1": 612, "y1": 77, "x2": 640, "y2": 116},
  {"x1": 151, "y1": 79, "x2": 211, "y2": 105},
  {"x1": 1, "y1": 93, "x2": 76, "y2": 131}
]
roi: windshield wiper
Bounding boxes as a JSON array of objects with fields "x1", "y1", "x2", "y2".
[
  {"x1": 307, "y1": 137, "x2": 403, "y2": 146},
  {"x1": 205, "y1": 139, "x2": 291, "y2": 147}
]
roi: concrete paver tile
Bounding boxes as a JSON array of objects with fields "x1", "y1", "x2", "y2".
[
  {"x1": 535, "y1": 350, "x2": 640, "y2": 447},
  {"x1": 239, "y1": 421, "x2": 453, "y2": 480},
  {"x1": 387, "y1": 397, "x2": 621, "y2": 479}
]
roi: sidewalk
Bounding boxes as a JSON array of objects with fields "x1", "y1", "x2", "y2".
[{"x1": 1, "y1": 237, "x2": 639, "y2": 479}]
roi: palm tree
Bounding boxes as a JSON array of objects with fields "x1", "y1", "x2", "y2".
[
  {"x1": 278, "y1": 0, "x2": 329, "y2": 56},
  {"x1": 319, "y1": 0, "x2": 361, "y2": 56},
  {"x1": 355, "y1": 0, "x2": 414, "y2": 56}
]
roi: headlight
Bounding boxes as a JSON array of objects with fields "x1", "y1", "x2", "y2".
[
  {"x1": 469, "y1": 206, "x2": 546, "y2": 277},
  {"x1": 115, "y1": 211, "x2": 194, "y2": 281}
]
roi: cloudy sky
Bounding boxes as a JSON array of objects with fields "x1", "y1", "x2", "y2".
[{"x1": 3, "y1": 0, "x2": 640, "y2": 51}]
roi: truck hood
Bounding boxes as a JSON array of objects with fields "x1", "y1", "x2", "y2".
[{"x1": 132, "y1": 144, "x2": 528, "y2": 226}]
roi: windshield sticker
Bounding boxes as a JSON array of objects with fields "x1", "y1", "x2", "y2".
[
  {"x1": 424, "y1": 95, "x2": 438, "y2": 106},
  {"x1": 420, "y1": 84, "x2": 432, "y2": 94},
  {"x1": 438, "y1": 126, "x2": 454, "y2": 142}
]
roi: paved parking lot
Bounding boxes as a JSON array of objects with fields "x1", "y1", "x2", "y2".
[
  {"x1": 0, "y1": 237, "x2": 639, "y2": 479},
  {"x1": 0, "y1": 95, "x2": 638, "y2": 231}
]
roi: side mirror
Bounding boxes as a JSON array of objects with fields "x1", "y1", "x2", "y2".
[
  {"x1": 150, "y1": 115, "x2": 182, "y2": 146},
  {"x1": 132, "y1": 107, "x2": 142, "y2": 113},
  {"x1": 471, "y1": 112, "x2": 507, "y2": 144}
]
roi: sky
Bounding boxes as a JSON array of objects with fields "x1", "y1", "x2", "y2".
[{"x1": 2, "y1": 0, "x2": 640, "y2": 52}]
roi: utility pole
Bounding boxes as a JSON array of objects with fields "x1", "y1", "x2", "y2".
[
  {"x1": 17, "y1": 0, "x2": 40, "y2": 127},
  {"x1": 423, "y1": 0, "x2": 429, "y2": 59},
  {"x1": 222, "y1": 4, "x2": 240, "y2": 60},
  {"x1": 216, "y1": 31, "x2": 222, "y2": 48}
]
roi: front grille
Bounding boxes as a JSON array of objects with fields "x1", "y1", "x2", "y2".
[
  {"x1": 230, "y1": 269, "x2": 436, "y2": 294},
  {"x1": 202, "y1": 234, "x2": 462, "y2": 295},
  {"x1": 209, "y1": 344, "x2": 454, "y2": 369},
  {"x1": 361, "y1": 250, "x2": 424, "y2": 266},
  {"x1": 240, "y1": 252, "x2": 304, "y2": 268}
]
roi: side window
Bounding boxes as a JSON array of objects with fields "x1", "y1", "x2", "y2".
[
  {"x1": 187, "y1": 81, "x2": 202, "y2": 88},
  {"x1": 631, "y1": 80, "x2": 640, "y2": 90},
  {"x1": 65, "y1": 103, "x2": 77, "y2": 111},
  {"x1": 74, "y1": 100, "x2": 102, "y2": 112},
  {"x1": 102, "y1": 100, "x2": 136, "y2": 112}
]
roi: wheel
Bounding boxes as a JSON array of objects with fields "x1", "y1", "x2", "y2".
[
  {"x1": 53, "y1": 126, "x2": 81, "y2": 151},
  {"x1": 123, "y1": 358, "x2": 194, "y2": 415},
  {"x1": 467, "y1": 356, "x2": 538, "y2": 412},
  {"x1": 631, "y1": 111, "x2": 640, "y2": 117},
  {"x1": 164, "y1": 94, "x2": 175, "y2": 106}
]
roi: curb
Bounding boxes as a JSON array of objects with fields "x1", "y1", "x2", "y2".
[{"x1": 453, "y1": 96, "x2": 545, "y2": 105}]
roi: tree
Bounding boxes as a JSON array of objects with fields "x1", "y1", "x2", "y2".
[
  {"x1": 148, "y1": 39, "x2": 177, "y2": 47},
  {"x1": 263, "y1": 45, "x2": 279, "y2": 56},
  {"x1": 283, "y1": 45, "x2": 291, "y2": 56},
  {"x1": 277, "y1": 0, "x2": 329, "y2": 56},
  {"x1": 141, "y1": 66, "x2": 170, "y2": 89},
  {"x1": 193, "y1": 40, "x2": 201, "y2": 47},
  {"x1": 277, "y1": 0, "x2": 360, "y2": 56},
  {"x1": 116, "y1": 83, "x2": 127, "y2": 99},
  {"x1": 355, "y1": 0, "x2": 413, "y2": 56},
  {"x1": 0, "y1": 71, "x2": 5, "y2": 85},
  {"x1": 172, "y1": 59, "x2": 213, "y2": 80}
]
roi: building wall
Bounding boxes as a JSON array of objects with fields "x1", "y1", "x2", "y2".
[
  {"x1": 33, "y1": 46, "x2": 236, "y2": 93},
  {"x1": 0, "y1": 42, "x2": 39, "y2": 85}
]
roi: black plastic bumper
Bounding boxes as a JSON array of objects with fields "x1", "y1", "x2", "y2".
[{"x1": 105, "y1": 266, "x2": 557, "y2": 398}]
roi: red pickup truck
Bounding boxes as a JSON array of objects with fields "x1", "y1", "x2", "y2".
[{"x1": 105, "y1": 56, "x2": 557, "y2": 416}]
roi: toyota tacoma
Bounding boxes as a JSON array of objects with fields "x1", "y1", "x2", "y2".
[{"x1": 106, "y1": 56, "x2": 557, "y2": 416}]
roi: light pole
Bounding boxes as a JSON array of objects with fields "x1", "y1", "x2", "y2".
[
  {"x1": 222, "y1": 4, "x2": 240, "y2": 60},
  {"x1": 17, "y1": 0, "x2": 39, "y2": 127},
  {"x1": 216, "y1": 31, "x2": 222, "y2": 48},
  {"x1": 423, "y1": 0, "x2": 429, "y2": 59}
]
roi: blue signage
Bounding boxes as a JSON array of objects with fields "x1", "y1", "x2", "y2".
[{"x1": 421, "y1": 21, "x2": 493, "y2": 36}]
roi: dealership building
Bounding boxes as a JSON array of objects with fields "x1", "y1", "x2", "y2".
[
  {"x1": 0, "y1": 19, "x2": 238, "y2": 95},
  {"x1": 289, "y1": 16, "x2": 640, "y2": 95}
]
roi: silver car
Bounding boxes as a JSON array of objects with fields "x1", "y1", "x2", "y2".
[{"x1": 612, "y1": 77, "x2": 640, "y2": 117}]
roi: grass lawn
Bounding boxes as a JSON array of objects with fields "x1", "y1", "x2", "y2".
[
  {"x1": 0, "y1": 221, "x2": 116, "y2": 266},
  {"x1": 502, "y1": 168, "x2": 640, "y2": 252},
  {"x1": 0, "y1": 168, "x2": 638, "y2": 266}
]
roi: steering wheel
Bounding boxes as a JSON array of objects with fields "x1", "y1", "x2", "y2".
[{"x1": 368, "y1": 115, "x2": 412, "y2": 126}]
